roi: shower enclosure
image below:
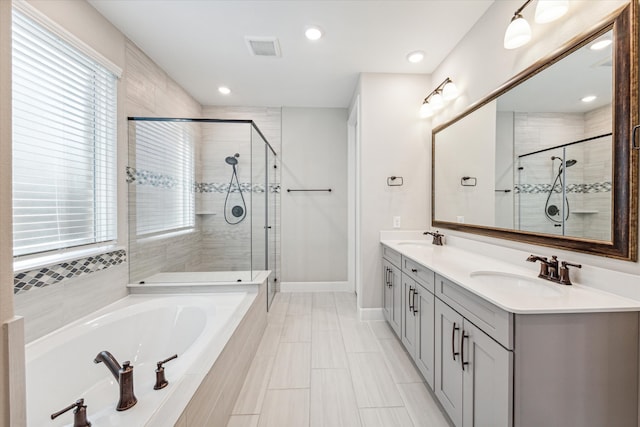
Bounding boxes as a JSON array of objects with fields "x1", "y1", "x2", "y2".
[
  {"x1": 515, "y1": 133, "x2": 612, "y2": 241},
  {"x1": 127, "y1": 117, "x2": 278, "y2": 308}
]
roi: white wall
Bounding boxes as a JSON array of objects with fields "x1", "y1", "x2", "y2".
[
  {"x1": 430, "y1": 0, "x2": 640, "y2": 293},
  {"x1": 353, "y1": 73, "x2": 431, "y2": 309},
  {"x1": 281, "y1": 107, "x2": 348, "y2": 285},
  {"x1": 434, "y1": 100, "x2": 496, "y2": 225}
]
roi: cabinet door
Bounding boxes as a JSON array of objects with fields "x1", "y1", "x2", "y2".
[
  {"x1": 415, "y1": 285, "x2": 435, "y2": 389},
  {"x1": 401, "y1": 274, "x2": 418, "y2": 358},
  {"x1": 390, "y1": 264, "x2": 402, "y2": 336},
  {"x1": 462, "y1": 320, "x2": 512, "y2": 427},
  {"x1": 382, "y1": 260, "x2": 393, "y2": 324},
  {"x1": 435, "y1": 299, "x2": 464, "y2": 427}
]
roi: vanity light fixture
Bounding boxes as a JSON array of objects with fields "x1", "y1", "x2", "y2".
[
  {"x1": 419, "y1": 77, "x2": 458, "y2": 118},
  {"x1": 504, "y1": 0, "x2": 569, "y2": 50},
  {"x1": 218, "y1": 86, "x2": 231, "y2": 95},
  {"x1": 305, "y1": 26, "x2": 323, "y2": 41}
]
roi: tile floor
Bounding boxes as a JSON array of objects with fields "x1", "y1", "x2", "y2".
[{"x1": 227, "y1": 292, "x2": 452, "y2": 427}]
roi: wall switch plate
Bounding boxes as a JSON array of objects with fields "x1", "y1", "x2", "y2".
[{"x1": 393, "y1": 216, "x2": 401, "y2": 228}]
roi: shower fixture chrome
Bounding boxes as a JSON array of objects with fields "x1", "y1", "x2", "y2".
[{"x1": 544, "y1": 156, "x2": 577, "y2": 225}]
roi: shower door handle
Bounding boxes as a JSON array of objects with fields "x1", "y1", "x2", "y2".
[{"x1": 633, "y1": 125, "x2": 640, "y2": 150}]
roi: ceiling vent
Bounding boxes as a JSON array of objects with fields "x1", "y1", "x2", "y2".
[{"x1": 245, "y1": 37, "x2": 281, "y2": 57}]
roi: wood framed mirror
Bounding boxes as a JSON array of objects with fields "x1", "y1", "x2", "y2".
[{"x1": 432, "y1": 2, "x2": 638, "y2": 260}]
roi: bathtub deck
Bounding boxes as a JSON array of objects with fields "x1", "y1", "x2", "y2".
[
  {"x1": 226, "y1": 292, "x2": 450, "y2": 427},
  {"x1": 127, "y1": 270, "x2": 271, "y2": 294}
]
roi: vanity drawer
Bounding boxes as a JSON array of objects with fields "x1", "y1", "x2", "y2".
[
  {"x1": 436, "y1": 274, "x2": 513, "y2": 349},
  {"x1": 402, "y1": 257, "x2": 435, "y2": 293},
  {"x1": 382, "y1": 245, "x2": 401, "y2": 267}
]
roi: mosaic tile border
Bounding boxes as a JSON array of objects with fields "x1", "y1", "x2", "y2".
[
  {"x1": 13, "y1": 249, "x2": 127, "y2": 295},
  {"x1": 515, "y1": 181, "x2": 612, "y2": 194},
  {"x1": 128, "y1": 164, "x2": 280, "y2": 194}
]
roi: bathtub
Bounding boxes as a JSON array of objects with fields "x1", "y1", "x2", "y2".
[{"x1": 26, "y1": 291, "x2": 259, "y2": 426}]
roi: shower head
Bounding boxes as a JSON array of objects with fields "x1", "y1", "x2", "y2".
[
  {"x1": 225, "y1": 153, "x2": 240, "y2": 166},
  {"x1": 565, "y1": 159, "x2": 577, "y2": 167}
]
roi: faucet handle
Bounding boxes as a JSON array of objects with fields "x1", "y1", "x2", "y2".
[
  {"x1": 559, "y1": 261, "x2": 582, "y2": 285},
  {"x1": 154, "y1": 354, "x2": 178, "y2": 390},
  {"x1": 51, "y1": 398, "x2": 92, "y2": 427},
  {"x1": 423, "y1": 230, "x2": 444, "y2": 246}
]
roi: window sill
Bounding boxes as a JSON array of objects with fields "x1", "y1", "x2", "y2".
[{"x1": 14, "y1": 244, "x2": 124, "y2": 274}]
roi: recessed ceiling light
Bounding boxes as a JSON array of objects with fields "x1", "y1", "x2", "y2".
[
  {"x1": 407, "y1": 51, "x2": 425, "y2": 64},
  {"x1": 305, "y1": 27, "x2": 323, "y2": 41},
  {"x1": 590, "y1": 39, "x2": 612, "y2": 51},
  {"x1": 218, "y1": 86, "x2": 231, "y2": 95},
  {"x1": 581, "y1": 95, "x2": 597, "y2": 103}
]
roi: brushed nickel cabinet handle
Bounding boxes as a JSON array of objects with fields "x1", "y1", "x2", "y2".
[
  {"x1": 461, "y1": 331, "x2": 469, "y2": 371},
  {"x1": 452, "y1": 322, "x2": 460, "y2": 361}
]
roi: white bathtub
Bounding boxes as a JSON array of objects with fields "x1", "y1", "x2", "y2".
[{"x1": 26, "y1": 292, "x2": 257, "y2": 426}]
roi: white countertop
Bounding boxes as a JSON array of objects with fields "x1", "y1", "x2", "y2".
[{"x1": 381, "y1": 239, "x2": 640, "y2": 314}]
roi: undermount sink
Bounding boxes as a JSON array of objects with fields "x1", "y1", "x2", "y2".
[
  {"x1": 396, "y1": 241, "x2": 433, "y2": 249},
  {"x1": 469, "y1": 271, "x2": 564, "y2": 297}
]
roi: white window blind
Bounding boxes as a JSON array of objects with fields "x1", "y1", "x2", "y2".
[
  {"x1": 12, "y1": 9, "x2": 117, "y2": 257},
  {"x1": 133, "y1": 121, "x2": 195, "y2": 236}
]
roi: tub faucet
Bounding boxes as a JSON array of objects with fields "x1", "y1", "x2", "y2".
[{"x1": 94, "y1": 351, "x2": 137, "y2": 411}]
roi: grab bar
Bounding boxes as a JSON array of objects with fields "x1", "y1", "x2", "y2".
[{"x1": 286, "y1": 189, "x2": 332, "y2": 193}]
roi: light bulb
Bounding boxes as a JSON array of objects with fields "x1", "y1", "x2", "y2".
[
  {"x1": 407, "y1": 51, "x2": 425, "y2": 64},
  {"x1": 504, "y1": 14, "x2": 531, "y2": 50},
  {"x1": 430, "y1": 93, "x2": 444, "y2": 110},
  {"x1": 535, "y1": 0, "x2": 569, "y2": 24},
  {"x1": 419, "y1": 102, "x2": 433, "y2": 118},
  {"x1": 442, "y1": 81, "x2": 459, "y2": 101},
  {"x1": 305, "y1": 27, "x2": 323, "y2": 41}
]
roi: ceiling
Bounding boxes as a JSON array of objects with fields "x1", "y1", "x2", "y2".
[{"x1": 88, "y1": 0, "x2": 494, "y2": 108}]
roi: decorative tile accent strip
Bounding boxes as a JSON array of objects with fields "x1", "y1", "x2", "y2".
[
  {"x1": 514, "y1": 181, "x2": 612, "y2": 194},
  {"x1": 127, "y1": 166, "x2": 281, "y2": 194},
  {"x1": 13, "y1": 249, "x2": 127, "y2": 295}
]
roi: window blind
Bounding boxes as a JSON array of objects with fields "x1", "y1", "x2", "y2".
[
  {"x1": 133, "y1": 121, "x2": 195, "y2": 236},
  {"x1": 12, "y1": 9, "x2": 117, "y2": 257}
]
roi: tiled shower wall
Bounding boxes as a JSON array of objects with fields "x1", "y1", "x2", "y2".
[
  {"x1": 199, "y1": 106, "x2": 281, "y2": 282},
  {"x1": 126, "y1": 40, "x2": 203, "y2": 283},
  {"x1": 514, "y1": 105, "x2": 612, "y2": 241}
]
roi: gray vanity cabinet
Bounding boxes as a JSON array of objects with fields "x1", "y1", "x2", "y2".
[
  {"x1": 382, "y1": 247, "x2": 402, "y2": 336},
  {"x1": 435, "y1": 299, "x2": 512, "y2": 427},
  {"x1": 401, "y1": 274, "x2": 418, "y2": 358},
  {"x1": 414, "y1": 282, "x2": 435, "y2": 388}
]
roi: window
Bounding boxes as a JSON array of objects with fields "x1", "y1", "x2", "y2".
[
  {"x1": 131, "y1": 120, "x2": 195, "y2": 236},
  {"x1": 12, "y1": 9, "x2": 117, "y2": 257}
]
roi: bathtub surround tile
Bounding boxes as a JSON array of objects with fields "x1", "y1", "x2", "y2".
[
  {"x1": 280, "y1": 315, "x2": 312, "y2": 342},
  {"x1": 258, "y1": 389, "x2": 310, "y2": 427},
  {"x1": 13, "y1": 249, "x2": 127, "y2": 295},
  {"x1": 256, "y1": 323, "x2": 283, "y2": 356},
  {"x1": 348, "y1": 352, "x2": 404, "y2": 408},
  {"x1": 378, "y1": 338, "x2": 424, "y2": 384},
  {"x1": 397, "y1": 382, "x2": 451, "y2": 427},
  {"x1": 268, "y1": 342, "x2": 311, "y2": 389},
  {"x1": 311, "y1": 329, "x2": 348, "y2": 369},
  {"x1": 359, "y1": 408, "x2": 415, "y2": 427},
  {"x1": 228, "y1": 415, "x2": 260, "y2": 427},
  {"x1": 233, "y1": 355, "x2": 275, "y2": 415},
  {"x1": 310, "y1": 369, "x2": 361, "y2": 427}
]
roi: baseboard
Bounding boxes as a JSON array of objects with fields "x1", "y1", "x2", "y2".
[
  {"x1": 358, "y1": 307, "x2": 385, "y2": 321},
  {"x1": 279, "y1": 281, "x2": 350, "y2": 292}
]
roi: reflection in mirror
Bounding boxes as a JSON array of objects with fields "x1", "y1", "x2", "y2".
[
  {"x1": 432, "y1": 2, "x2": 637, "y2": 260},
  {"x1": 435, "y1": 29, "x2": 613, "y2": 242}
]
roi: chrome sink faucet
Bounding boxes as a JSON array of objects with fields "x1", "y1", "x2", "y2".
[
  {"x1": 423, "y1": 230, "x2": 444, "y2": 246},
  {"x1": 94, "y1": 351, "x2": 137, "y2": 411},
  {"x1": 527, "y1": 254, "x2": 581, "y2": 285}
]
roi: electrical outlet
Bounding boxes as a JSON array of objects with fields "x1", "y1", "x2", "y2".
[{"x1": 393, "y1": 216, "x2": 401, "y2": 228}]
